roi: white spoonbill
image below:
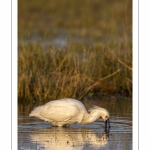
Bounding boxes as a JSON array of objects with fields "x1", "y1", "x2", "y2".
[{"x1": 29, "y1": 98, "x2": 111, "y2": 129}]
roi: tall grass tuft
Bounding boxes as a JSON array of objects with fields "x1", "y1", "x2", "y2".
[{"x1": 18, "y1": 39, "x2": 132, "y2": 102}]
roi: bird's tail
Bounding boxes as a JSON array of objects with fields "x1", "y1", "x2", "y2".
[{"x1": 29, "y1": 106, "x2": 43, "y2": 117}]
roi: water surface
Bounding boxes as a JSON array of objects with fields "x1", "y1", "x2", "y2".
[{"x1": 18, "y1": 98, "x2": 132, "y2": 150}]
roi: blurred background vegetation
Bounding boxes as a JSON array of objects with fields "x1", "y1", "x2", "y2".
[{"x1": 18, "y1": 0, "x2": 132, "y2": 102}]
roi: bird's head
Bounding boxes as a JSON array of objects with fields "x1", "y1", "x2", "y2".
[
  {"x1": 88, "y1": 106, "x2": 109, "y2": 121},
  {"x1": 88, "y1": 106, "x2": 111, "y2": 129},
  {"x1": 99, "y1": 109, "x2": 110, "y2": 122}
]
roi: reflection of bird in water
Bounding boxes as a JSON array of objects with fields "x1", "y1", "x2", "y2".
[
  {"x1": 85, "y1": 131, "x2": 109, "y2": 148},
  {"x1": 29, "y1": 127, "x2": 109, "y2": 150},
  {"x1": 29, "y1": 98, "x2": 111, "y2": 130}
]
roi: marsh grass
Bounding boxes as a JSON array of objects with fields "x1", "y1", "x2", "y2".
[
  {"x1": 18, "y1": 0, "x2": 132, "y2": 102},
  {"x1": 18, "y1": 39, "x2": 132, "y2": 102}
]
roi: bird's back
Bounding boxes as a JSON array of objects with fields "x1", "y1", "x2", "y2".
[{"x1": 29, "y1": 98, "x2": 88, "y2": 126}]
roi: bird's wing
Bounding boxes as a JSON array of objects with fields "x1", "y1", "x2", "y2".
[{"x1": 39, "y1": 104, "x2": 80, "y2": 122}]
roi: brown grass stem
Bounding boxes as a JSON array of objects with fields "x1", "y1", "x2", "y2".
[{"x1": 118, "y1": 59, "x2": 132, "y2": 71}]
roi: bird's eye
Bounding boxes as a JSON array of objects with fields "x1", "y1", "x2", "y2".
[{"x1": 106, "y1": 116, "x2": 108, "y2": 118}]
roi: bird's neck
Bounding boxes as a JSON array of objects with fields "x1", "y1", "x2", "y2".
[{"x1": 81, "y1": 112, "x2": 100, "y2": 125}]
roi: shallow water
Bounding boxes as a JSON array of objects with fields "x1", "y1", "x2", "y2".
[{"x1": 18, "y1": 98, "x2": 132, "y2": 150}]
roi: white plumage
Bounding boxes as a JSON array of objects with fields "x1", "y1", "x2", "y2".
[{"x1": 29, "y1": 98, "x2": 110, "y2": 129}]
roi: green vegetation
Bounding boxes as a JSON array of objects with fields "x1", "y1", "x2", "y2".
[{"x1": 18, "y1": 0, "x2": 132, "y2": 102}]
